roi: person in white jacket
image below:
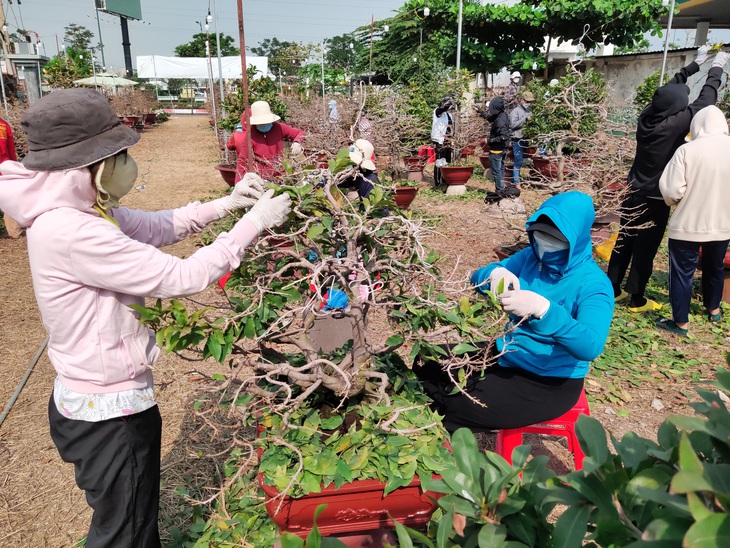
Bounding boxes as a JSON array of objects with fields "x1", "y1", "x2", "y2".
[
  {"x1": 657, "y1": 105, "x2": 730, "y2": 336},
  {"x1": 0, "y1": 89, "x2": 291, "y2": 547}
]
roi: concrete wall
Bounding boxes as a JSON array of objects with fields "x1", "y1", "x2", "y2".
[{"x1": 581, "y1": 48, "x2": 726, "y2": 107}]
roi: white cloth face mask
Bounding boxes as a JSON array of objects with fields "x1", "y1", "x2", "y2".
[
  {"x1": 533, "y1": 230, "x2": 569, "y2": 260},
  {"x1": 94, "y1": 151, "x2": 138, "y2": 210}
]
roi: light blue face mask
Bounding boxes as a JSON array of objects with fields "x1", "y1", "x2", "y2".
[{"x1": 257, "y1": 123, "x2": 273, "y2": 133}]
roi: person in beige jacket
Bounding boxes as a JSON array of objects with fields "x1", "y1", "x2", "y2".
[{"x1": 657, "y1": 105, "x2": 730, "y2": 336}]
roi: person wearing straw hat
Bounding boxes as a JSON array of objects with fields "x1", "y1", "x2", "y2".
[
  {"x1": 226, "y1": 100, "x2": 306, "y2": 181},
  {"x1": 338, "y1": 138, "x2": 379, "y2": 202},
  {"x1": 0, "y1": 88, "x2": 292, "y2": 548}
]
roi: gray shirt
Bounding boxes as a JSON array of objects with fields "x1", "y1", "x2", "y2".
[{"x1": 510, "y1": 104, "x2": 530, "y2": 139}]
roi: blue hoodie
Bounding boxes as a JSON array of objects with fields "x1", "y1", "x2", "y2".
[{"x1": 471, "y1": 191, "x2": 613, "y2": 378}]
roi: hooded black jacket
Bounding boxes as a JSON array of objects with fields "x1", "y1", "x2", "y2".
[
  {"x1": 478, "y1": 96, "x2": 511, "y2": 151},
  {"x1": 629, "y1": 62, "x2": 723, "y2": 198}
]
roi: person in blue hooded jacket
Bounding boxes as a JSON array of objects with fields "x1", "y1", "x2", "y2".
[{"x1": 415, "y1": 191, "x2": 614, "y2": 432}]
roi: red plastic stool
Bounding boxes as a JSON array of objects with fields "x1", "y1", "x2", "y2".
[{"x1": 495, "y1": 389, "x2": 590, "y2": 471}]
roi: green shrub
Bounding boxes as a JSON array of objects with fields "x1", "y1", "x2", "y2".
[{"x1": 634, "y1": 69, "x2": 671, "y2": 108}]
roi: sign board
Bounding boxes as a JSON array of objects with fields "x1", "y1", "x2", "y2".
[{"x1": 95, "y1": 0, "x2": 142, "y2": 21}]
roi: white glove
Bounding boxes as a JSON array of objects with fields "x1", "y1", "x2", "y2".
[
  {"x1": 711, "y1": 51, "x2": 729, "y2": 69},
  {"x1": 695, "y1": 45, "x2": 710, "y2": 65},
  {"x1": 487, "y1": 267, "x2": 520, "y2": 295},
  {"x1": 213, "y1": 173, "x2": 266, "y2": 218},
  {"x1": 500, "y1": 290, "x2": 550, "y2": 319},
  {"x1": 290, "y1": 142, "x2": 303, "y2": 156},
  {"x1": 242, "y1": 189, "x2": 292, "y2": 233}
]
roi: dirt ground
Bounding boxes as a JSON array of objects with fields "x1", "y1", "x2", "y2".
[{"x1": 0, "y1": 115, "x2": 725, "y2": 547}]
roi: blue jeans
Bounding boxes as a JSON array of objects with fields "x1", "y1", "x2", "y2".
[
  {"x1": 489, "y1": 151, "x2": 505, "y2": 191},
  {"x1": 512, "y1": 140, "x2": 524, "y2": 184}
]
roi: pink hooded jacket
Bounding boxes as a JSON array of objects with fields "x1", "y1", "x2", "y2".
[{"x1": 0, "y1": 161, "x2": 258, "y2": 393}]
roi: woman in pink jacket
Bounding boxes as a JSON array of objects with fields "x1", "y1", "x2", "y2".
[
  {"x1": 0, "y1": 89, "x2": 291, "y2": 547},
  {"x1": 226, "y1": 100, "x2": 306, "y2": 181}
]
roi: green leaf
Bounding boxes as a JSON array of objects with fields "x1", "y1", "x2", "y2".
[
  {"x1": 279, "y1": 532, "x2": 304, "y2": 548},
  {"x1": 575, "y1": 415, "x2": 609, "y2": 470},
  {"x1": 478, "y1": 523, "x2": 507, "y2": 546},
  {"x1": 684, "y1": 514, "x2": 730, "y2": 547},
  {"x1": 497, "y1": 277, "x2": 505, "y2": 295},
  {"x1": 386, "y1": 334, "x2": 404, "y2": 347},
  {"x1": 452, "y1": 343, "x2": 479, "y2": 356},
  {"x1": 307, "y1": 224, "x2": 325, "y2": 240},
  {"x1": 390, "y1": 514, "x2": 434, "y2": 548},
  {"x1": 552, "y1": 503, "x2": 590, "y2": 548}
]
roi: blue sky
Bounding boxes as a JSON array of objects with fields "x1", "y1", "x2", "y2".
[
  {"x1": 12, "y1": 1, "x2": 729, "y2": 72},
  {"x1": 14, "y1": 0, "x2": 406, "y2": 71}
]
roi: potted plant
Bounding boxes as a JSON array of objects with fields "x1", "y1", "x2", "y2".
[
  {"x1": 523, "y1": 68, "x2": 608, "y2": 184},
  {"x1": 134, "y1": 147, "x2": 505, "y2": 540},
  {"x1": 439, "y1": 104, "x2": 483, "y2": 193}
]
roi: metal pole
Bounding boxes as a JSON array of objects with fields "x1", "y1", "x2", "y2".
[
  {"x1": 206, "y1": 33, "x2": 218, "y2": 145},
  {"x1": 456, "y1": 0, "x2": 463, "y2": 71},
  {"x1": 0, "y1": 68, "x2": 8, "y2": 115},
  {"x1": 213, "y1": 0, "x2": 227, "y2": 162},
  {"x1": 120, "y1": 16, "x2": 132, "y2": 77},
  {"x1": 369, "y1": 14, "x2": 373, "y2": 85},
  {"x1": 659, "y1": 0, "x2": 676, "y2": 88},
  {"x1": 95, "y1": 5, "x2": 106, "y2": 67},
  {"x1": 321, "y1": 43, "x2": 325, "y2": 111},
  {"x1": 236, "y1": 0, "x2": 253, "y2": 171},
  {"x1": 91, "y1": 49, "x2": 98, "y2": 91}
]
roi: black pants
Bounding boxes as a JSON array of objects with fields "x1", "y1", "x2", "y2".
[
  {"x1": 433, "y1": 142, "x2": 452, "y2": 186},
  {"x1": 48, "y1": 396, "x2": 162, "y2": 548},
  {"x1": 668, "y1": 239, "x2": 729, "y2": 323},
  {"x1": 607, "y1": 192, "x2": 670, "y2": 298},
  {"x1": 414, "y1": 350, "x2": 584, "y2": 433}
]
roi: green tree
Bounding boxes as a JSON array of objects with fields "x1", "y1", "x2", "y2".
[
  {"x1": 324, "y1": 33, "x2": 361, "y2": 73},
  {"x1": 174, "y1": 33, "x2": 239, "y2": 57},
  {"x1": 369, "y1": 0, "x2": 668, "y2": 83},
  {"x1": 250, "y1": 37, "x2": 314, "y2": 76},
  {"x1": 64, "y1": 23, "x2": 95, "y2": 51},
  {"x1": 44, "y1": 46, "x2": 92, "y2": 88}
]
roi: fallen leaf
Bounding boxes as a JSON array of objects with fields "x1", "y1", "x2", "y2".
[{"x1": 453, "y1": 513, "x2": 467, "y2": 536}]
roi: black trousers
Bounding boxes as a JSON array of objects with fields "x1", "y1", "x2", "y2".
[
  {"x1": 48, "y1": 396, "x2": 162, "y2": 548},
  {"x1": 668, "y1": 239, "x2": 729, "y2": 323},
  {"x1": 607, "y1": 192, "x2": 670, "y2": 297},
  {"x1": 414, "y1": 349, "x2": 584, "y2": 433},
  {"x1": 433, "y1": 142, "x2": 452, "y2": 186}
]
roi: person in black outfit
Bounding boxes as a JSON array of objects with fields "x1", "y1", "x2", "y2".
[
  {"x1": 476, "y1": 96, "x2": 511, "y2": 192},
  {"x1": 608, "y1": 46, "x2": 724, "y2": 312}
]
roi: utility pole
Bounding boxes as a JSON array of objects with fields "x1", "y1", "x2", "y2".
[
  {"x1": 120, "y1": 16, "x2": 132, "y2": 77},
  {"x1": 456, "y1": 0, "x2": 463, "y2": 70},
  {"x1": 368, "y1": 14, "x2": 373, "y2": 85},
  {"x1": 236, "y1": 0, "x2": 253, "y2": 171},
  {"x1": 0, "y1": 2, "x2": 16, "y2": 77},
  {"x1": 95, "y1": 5, "x2": 106, "y2": 67}
]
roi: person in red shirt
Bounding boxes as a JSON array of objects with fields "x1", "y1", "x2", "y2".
[
  {"x1": 0, "y1": 116, "x2": 21, "y2": 237},
  {"x1": 226, "y1": 100, "x2": 305, "y2": 181}
]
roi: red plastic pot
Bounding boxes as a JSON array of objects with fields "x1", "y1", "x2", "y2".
[
  {"x1": 393, "y1": 186, "x2": 419, "y2": 209},
  {"x1": 143, "y1": 113, "x2": 158, "y2": 126},
  {"x1": 258, "y1": 473, "x2": 441, "y2": 539},
  {"x1": 440, "y1": 165, "x2": 474, "y2": 186},
  {"x1": 214, "y1": 164, "x2": 237, "y2": 187},
  {"x1": 402, "y1": 155, "x2": 427, "y2": 172},
  {"x1": 461, "y1": 145, "x2": 476, "y2": 157}
]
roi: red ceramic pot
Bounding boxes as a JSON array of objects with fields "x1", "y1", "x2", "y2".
[
  {"x1": 478, "y1": 153, "x2": 490, "y2": 170},
  {"x1": 461, "y1": 145, "x2": 476, "y2": 157},
  {"x1": 494, "y1": 242, "x2": 529, "y2": 261},
  {"x1": 214, "y1": 164, "x2": 237, "y2": 187},
  {"x1": 144, "y1": 113, "x2": 158, "y2": 126},
  {"x1": 393, "y1": 186, "x2": 419, "y2": 209},
  {"x1": 402, "y1": 156, "x2": 427, "y2": 172},
  {"x1": 440, "y1": 165, "x2": 474, "y2": 186},
  {"x1": 531, "y1": 157, "x2": 559, "y2": 179}
]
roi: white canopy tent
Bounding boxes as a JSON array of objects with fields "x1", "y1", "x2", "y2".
[{"x1": 135, "y1": 55, "x2": 268, "y2": 80}]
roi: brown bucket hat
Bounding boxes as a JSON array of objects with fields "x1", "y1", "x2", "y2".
[{"x1": 21, "y1": 88, "x2": 140, "y2": 172}]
